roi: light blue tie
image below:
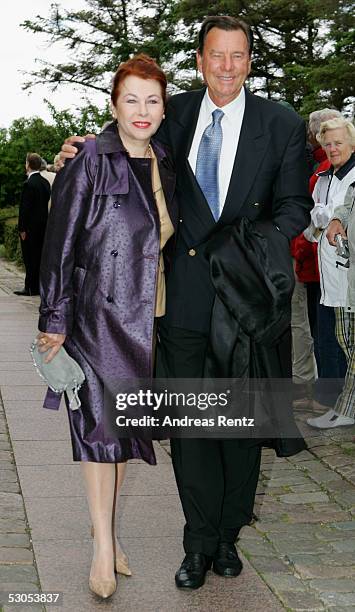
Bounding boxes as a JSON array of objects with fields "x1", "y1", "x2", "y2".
[{"x1": 196, "y1": 109, "x2": 224, "y2": 221}]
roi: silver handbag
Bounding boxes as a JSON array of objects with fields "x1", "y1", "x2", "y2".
[{"x1": 30, "y1": 340, "x2": 85, "y2": 410}]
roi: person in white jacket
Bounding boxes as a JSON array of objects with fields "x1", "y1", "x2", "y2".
[{"x1": 305, "y1": 117, "x2": 355, "y2": 428}]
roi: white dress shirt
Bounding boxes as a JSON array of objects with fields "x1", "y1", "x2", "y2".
[{"x1": 188, "y1": 87, "x2": 245, "y2": 213}]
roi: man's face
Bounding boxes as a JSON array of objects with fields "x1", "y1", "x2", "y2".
[{"x1": 196, "y1": 27, "x2": 251, "y2": 107}]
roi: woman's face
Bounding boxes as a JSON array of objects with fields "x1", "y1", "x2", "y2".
[
  {"x1": 113, "y1": 75, "x2": 164, "y2": 149},
  {"x1": 322, "y1": 127, "x2": 353, "y2": 170}
]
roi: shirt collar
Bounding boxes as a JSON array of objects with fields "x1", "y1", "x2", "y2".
[
  {"x1": 203, "y1": 86, "x2": 245, "y2": 120},
  {"x1": 317, "y1": 152, "x2": 355, "y2": 181},
  {"x1": 27, "y1": 171, "x2": 40, "y2": 178}
]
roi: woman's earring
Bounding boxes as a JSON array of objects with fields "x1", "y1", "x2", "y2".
[{"x1": 162, "y1": 114, "x2": 166, "y2": 119}]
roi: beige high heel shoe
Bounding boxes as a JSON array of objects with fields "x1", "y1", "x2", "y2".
[
  {"x1": 89, "y1": 532, "x2": 116, "y2": 598},
  {"x1": 89, "y1": 577, "x2": 116, "y2": 599},
  {"x1": 90, "y1": 526, "x2": 132, "y2": 576}
]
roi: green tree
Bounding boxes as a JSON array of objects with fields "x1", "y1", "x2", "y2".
[
  {"x1": 21, "y1": 0, "x2": 354, "y2": 116},
  {"x1": 0, "y1": 117, "x2": 58, "y2": 208},
  {"x1": 21, "y1": 0, "x2": 179, "y2": 95},
  {"x1": 0, "y1": 102, "x2": 111, "y2": 208}
]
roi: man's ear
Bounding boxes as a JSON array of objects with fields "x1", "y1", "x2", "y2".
[{"x1": 196, "y1": 49, "x2": 203, "y2": 74}]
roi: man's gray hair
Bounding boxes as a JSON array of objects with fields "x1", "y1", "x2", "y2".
[{"x1": 309, "y1": 108, "x2": 342, "y2": 137}]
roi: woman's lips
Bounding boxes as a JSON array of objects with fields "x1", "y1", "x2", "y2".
[{"x1": 132, "y1": 122, "x2": 151, "y2": 128}]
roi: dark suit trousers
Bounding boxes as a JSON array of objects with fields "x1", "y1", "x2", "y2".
[
  {"x1": 157, "y1": 322, "x2": 261, "y2": 556},
  {"x1": 21, "y1": 232, "x2": 45, "y2": 294}
]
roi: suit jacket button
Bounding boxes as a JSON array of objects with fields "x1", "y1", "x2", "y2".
[
  {"x1": 111, "y1": 249, "x2": 118, "y2": 257},
  {"x1": 113, "y1": 202, "x2": 120, "y2": 209},
  {"x1": 106, "y1": 295, "x2": 114, "y2": 303},
  {"x1": 188, "y1": 249, "x2": 196, "y2": 256}
]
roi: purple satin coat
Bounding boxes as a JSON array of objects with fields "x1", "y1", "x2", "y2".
[{"x1": 39, "y1": 122, "x2": 178, "y2": 463}]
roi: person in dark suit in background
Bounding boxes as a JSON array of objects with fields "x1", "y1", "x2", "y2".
[
  {"x1": 14, "y1": 153, "x2": 51, "y2": 296},
  {"x1": 59, "y1": 15, "x2": 312, "y2": 591}
]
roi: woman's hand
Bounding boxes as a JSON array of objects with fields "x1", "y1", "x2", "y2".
[{"x1": 36, "y1": 332, "x2": 66, "y2": 363}]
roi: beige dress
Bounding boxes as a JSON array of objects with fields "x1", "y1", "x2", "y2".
[{"x1": 151, "y1": 150, "x2": 174, "y2": 317}]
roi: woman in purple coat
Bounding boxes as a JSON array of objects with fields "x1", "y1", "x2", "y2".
[{"x1": 36, "y1": 55, "x2": 178, "y2": 599}]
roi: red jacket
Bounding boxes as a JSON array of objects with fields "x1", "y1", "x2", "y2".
[
  {"x1": 291, "y1": 234, "x2": 319, "y2": 282},
  {"x1": 291, "y1": 147, "x2": 329, "y2": 283}
]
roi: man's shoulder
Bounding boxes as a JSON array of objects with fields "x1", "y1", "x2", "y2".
[
  {"x1": 33, "y1": 173, "x2": 51, "y2": 192},
  {"x1": 75, "y1": 138, "x2": 98, "y2": 158},
  {"x1": 167, "y1": 88, "x2": 205, "y2": 110},
  {"x1": 246, "y1": 90, "x2": 303, "y2": 126}
]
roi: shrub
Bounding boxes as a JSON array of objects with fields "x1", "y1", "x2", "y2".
[
  {"x1": 0, "y1": 206, "x2": 19, "y2": 243},
  {"x1": 4, "y1": 218, "x2": 23, "y2": 267}
]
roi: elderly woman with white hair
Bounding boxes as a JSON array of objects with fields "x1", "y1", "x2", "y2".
[{"x1": 306, "y1": 117, "x2": 355, "y2": 428}]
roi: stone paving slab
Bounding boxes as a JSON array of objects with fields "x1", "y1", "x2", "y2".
[
  {"x1": 4, "y1": 403, "x2": 70, "y2": 441},
  {"x1": 0, "y1": 362, "x2": 37, "y2": 372},
  {"x1": 24, "y1": 493, "x2": 184, "y2": 542}
]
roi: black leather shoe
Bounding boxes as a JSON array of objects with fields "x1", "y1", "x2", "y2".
[
  {"x1": 213, "y1": 542, "x2": 243, "y2": 577},
  {"x1": 13, "y1": 289, "x2": 31, "y2": 296},
  {"x1": 175, "y1": 553, "x2": 212, "y2": 589}
]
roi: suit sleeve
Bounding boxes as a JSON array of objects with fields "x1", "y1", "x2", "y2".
[
  {"x1": 18, "y1": 181, "x2": 33, "y2": 232},
  {"x1": 38, "y1": 143, "x2": 97, "y2": 335},
  {"x1": 272, "y1": 119, "x2": 313, "y2": 240}
]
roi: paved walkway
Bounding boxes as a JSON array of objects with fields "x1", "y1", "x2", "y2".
[{"x1": 0, "y1": 256, "x2": 354, "y2": 612}]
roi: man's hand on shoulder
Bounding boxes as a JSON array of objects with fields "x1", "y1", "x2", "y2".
[{"x1": 56, "y1": 134, "x2": 96, "y2": 170}]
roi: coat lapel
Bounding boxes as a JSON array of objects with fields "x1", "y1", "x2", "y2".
[
  {"x1": 171, "y1": 89, "x2": 217, "y2": 228},
  {"x1": 219, "y1": 90, "x2": 269, "y2": 225},
  {"x1": 170, "y1": 88, "x2": 205, "y2": 162}
]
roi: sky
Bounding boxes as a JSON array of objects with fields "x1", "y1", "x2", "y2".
[{"x1": 1, "y1": 0, "x2": 107, "y2": 129}]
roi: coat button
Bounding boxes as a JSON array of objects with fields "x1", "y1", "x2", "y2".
[
  {"x1": 111, "y1": 249, "x2": 118, "y2": 257},
  {"x1": 106, "y1": 295, "x2": 114, "y2": 303},
  {"x1": 188, "y1": 249, "x2": 196, "y2": 256},
  {"x1": 113, "y1": 202, "x2": 120, "y2": 209}
]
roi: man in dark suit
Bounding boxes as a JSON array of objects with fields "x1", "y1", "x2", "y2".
[
  {"x1": 156, "y1": 15, "x2": 312, "y2": 589},
  {"x1": 59, "y1": 15, "x2": 312, "y2": 590},
  {"x1": 15, "y1": 153, "x2": 51, "y2": 296}
]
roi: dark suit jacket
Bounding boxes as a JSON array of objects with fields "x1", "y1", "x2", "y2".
[
  {"x1": 158, "y1": 87, "x2": 313, "y2": 332},
  {"x1": 18, "y1": 172, "x2": 51, "y2": 237}
]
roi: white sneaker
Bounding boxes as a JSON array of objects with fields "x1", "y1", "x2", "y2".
[{"x1": 307, "y1": 409, "x2": 355, "y2": 429}]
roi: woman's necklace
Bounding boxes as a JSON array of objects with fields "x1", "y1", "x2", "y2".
[{"x1": 144, "y1": 144, "x2": 152, "y2": 159}]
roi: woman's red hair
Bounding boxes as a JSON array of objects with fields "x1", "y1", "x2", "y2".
[{"x1": 111, "y1": 54, "x2": 167, "y2": 106}]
